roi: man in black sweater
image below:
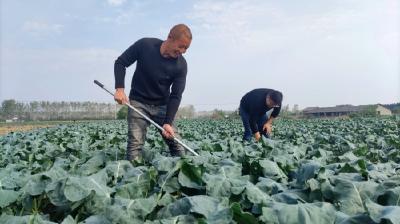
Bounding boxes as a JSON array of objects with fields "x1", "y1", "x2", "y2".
[
  {"x1": 240, "y1": 89, "x2": 283, "y2": 142},
  {"x1": 114, "y1": 24, "x2": 192, "y2": 161}
]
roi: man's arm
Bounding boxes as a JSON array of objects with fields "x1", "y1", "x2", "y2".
[
  {"x1": 251, "y1": 119, "x2": 262, "y2": 141},
  {"x1": 164, "y1": 60, "x2": 187, "y2": 125},
  {"x1": 164, "y1": 72, "x2": 187, "y2": 125},
  {"x1": 263, "y1": 116, "x2": 275, "y2": 134},
  {"x1": 114, "y1": 40, "x2": 141, "y2": 89},
  {"x1": 262, "y1": 107, "x2": 280, "y2": 135},
  {"x1": 270, "y1": 106, "x2": 281, "y2": 118},
  {"x1": 113, "y1": 40, "x2": 141, "y2": 104},
  {"x1": 266, "y1": 116, "x2": 275, "y2": 124},
  {"x1": 114, "y1": 88, "x2": 129, "y2": 104},
  {"x1": 161, "y1": 70, "x2": 187, "y2": 139},
  {"x1": 249, "y1": 118, "x2": 258, "y2": 135}
]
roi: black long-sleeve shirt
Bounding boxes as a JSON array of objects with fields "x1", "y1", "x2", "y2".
[
  {"x1": 114, "y1": 38, "x2": 187, "y2": 125},
  {"x1": 240, "y1": 88, "x2": 281, "y2": 133}
]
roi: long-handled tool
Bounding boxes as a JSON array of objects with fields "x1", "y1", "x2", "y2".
[{"x1": 94, "y1": 80, "x2": 199, "y2": 156}]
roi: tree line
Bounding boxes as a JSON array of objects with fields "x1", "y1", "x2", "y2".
[
  {"x1": 0, "y1": 99, "x2": 121, "y2": 121},
  {"x1": 0, "y1": 99, "x2": 198, "y2": 121}
]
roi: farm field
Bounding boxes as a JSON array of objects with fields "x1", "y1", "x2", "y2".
[
  {"x1": 0, "y1": 121, "x2": 98, "y2": 136},
  {"x1": 0, "y1": 117, "x2": 399, "y2": 223}
]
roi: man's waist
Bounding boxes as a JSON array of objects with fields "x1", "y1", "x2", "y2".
[{"x1": 130, "y1": 94, "x2": 168, "y2": 106}]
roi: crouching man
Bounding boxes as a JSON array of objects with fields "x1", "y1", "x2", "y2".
[{"x1": 239, "y1": 88, "x2": 283, "y2": 142}]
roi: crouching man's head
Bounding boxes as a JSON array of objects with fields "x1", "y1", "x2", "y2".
[{"x1": 266, "y1": 90, "x2": 283, "y2": 108}]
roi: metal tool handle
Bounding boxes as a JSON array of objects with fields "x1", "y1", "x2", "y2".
[{"x1": 94, "y1": 80, "x2": 199, "y2": 156}]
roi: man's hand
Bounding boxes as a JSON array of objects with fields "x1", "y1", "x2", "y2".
[
  {"x1": 162, "y1": 124, "x2": 175, "y2": 139},
  {"x1": 263, "y1": 122, "x2": 272, "y2": 135},
  {"x1": 254, "y1": 132, "x2": 261, "y2": 141},
  {"x1": 114, "y1": 88, "x2": 129, "y2": 104}
]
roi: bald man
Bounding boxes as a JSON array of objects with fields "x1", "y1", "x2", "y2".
[{"x1": 114, "y1": 24, "x2": 192, "y2": 161}]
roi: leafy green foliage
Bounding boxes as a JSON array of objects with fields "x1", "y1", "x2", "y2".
[{"x1": 0, "y1": 117, "x2": 399, "y2": 223}]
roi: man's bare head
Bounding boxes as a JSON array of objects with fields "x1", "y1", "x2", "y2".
[
  {"x1": 161, "y1": 24, "x2": 192, "y2": 59},
  {"x1": 168, "y1": 24, "x2": 192, "y2": 41}
]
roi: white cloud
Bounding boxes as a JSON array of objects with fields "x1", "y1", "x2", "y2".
[
  {"x1": 188, "y1": 0, "x2": 399, "y2": 54},
  {"x1": 92, "y1": 10, "x2": 145, "y2": 25},
  {"x1": 188, "y1": 1, "x2": 287, "y2": 47},
  {"x1": 107, "y1": 0, "x2": 126, "y2": 7},
  {"x1": 22, "y1": 21, "x2": 63, "y2": 36},
  {"x1": 65, "y1": 2, "x2": 145, "y2": 25},
  {"x1": 2, "y1": 0, "x2": 398, "y2": 108},
  {"x1": 185, "y1": 0, "x2": 399, "y2": 108}
]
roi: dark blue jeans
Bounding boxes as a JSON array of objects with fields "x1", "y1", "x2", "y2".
[
  {"x1": 126, "y1": 100, "x2": 184, "y2": 161},
  {"x1": 239, "y1": 105, "x2": 269, "y2": 141}
]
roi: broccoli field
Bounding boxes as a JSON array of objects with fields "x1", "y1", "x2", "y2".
[{"x1": 0, "y1": 117, "x2": 400, "y2": 224}]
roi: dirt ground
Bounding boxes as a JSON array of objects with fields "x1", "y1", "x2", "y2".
[{"x1": 0, "y1": 125, "x2": 55, "y2": 136}]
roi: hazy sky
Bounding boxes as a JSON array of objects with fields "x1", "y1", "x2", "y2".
[{"x1": 1, "y1": 0, "x2": 399, "y2": 111}]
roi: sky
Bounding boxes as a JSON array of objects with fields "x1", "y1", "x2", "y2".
[{"x1": 0, "y1": 0, "x2": 399, "y2": 111}]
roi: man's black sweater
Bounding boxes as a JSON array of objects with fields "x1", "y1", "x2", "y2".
[
  {"x1": 114, "y1": 38, "x2": 187, "y2": 125},
  {"x1": 240, "y1": 88, "x2": 281, "y2": 133}
]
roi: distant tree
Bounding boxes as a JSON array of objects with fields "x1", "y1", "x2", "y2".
[
  {"x1": 211, "y1": 109, "x2": 226, "y2": 119},
  {"x1": 0, "y1": 99, "x2": 121, "y2": 121},
  {"x1": 383, "y1": 103, "x2": 400, "y2": 114},
  {"x1": 176, "y1": 105, "x2": 195, "y2": 119},
  {"x1": 349, "y1": 105, "x2": 378, "y2": 118},
  {"x1": 0, "y1": 99, "x2": 17, "y2": 119},
  {"x1": 229, "y1": 108, "x2": 240, "y2": 119},
  {"x1": 281, "y1": 104, "x2": 290, "y2": 116},
  {"x1": 292, "y1": 104, "x2": 299, "y2": 114},
  {"x1": 117, "y1": 106, "x2": 128, "y2": 119},
  {"x1": 383, "y1": 103, "x2": 400, "y2": 110},
  {"x1": 15, "y1": 102, "x2": 27, "y2": 119}
]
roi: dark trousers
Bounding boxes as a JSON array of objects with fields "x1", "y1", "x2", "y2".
[
  {"x1": 126, "y1": 100, "x2": 184, "y2": 161},
  {"x1": 239, "y1": 105, "x2": 269, "y2": 141}
]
